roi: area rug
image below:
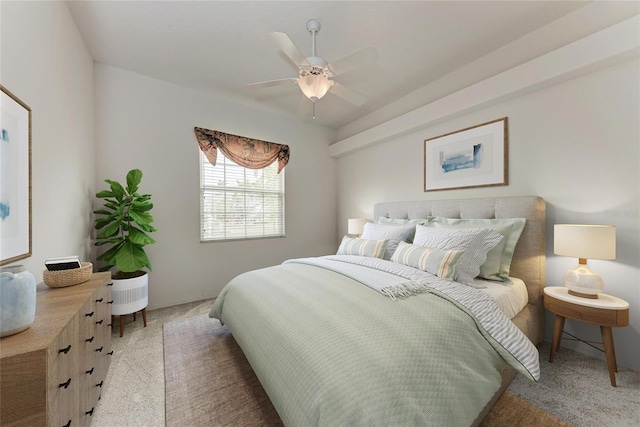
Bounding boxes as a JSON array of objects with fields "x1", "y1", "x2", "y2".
[{"x1": 164, "y1": 314, "x2": 571, "y2": 427}]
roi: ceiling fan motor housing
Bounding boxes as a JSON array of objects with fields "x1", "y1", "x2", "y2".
[{"x1": 306, "y1": 19, "x2": 321, "y2": 34}]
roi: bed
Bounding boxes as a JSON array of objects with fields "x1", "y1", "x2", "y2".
[{"x1": 209, "y1": 196, "x2": 546, "y2": 426}]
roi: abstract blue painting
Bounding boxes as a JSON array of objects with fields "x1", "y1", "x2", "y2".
[
  {"x1": 424, "y1": 118, "x2": 507, "y2": 192},
  {"x1": 440, "y1": 143, "x2": 482, "y2": 173}
]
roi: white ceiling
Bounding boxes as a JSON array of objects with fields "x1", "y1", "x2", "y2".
[{"x1": 67, "y1": 1, "x2": 621, "y2": 130}]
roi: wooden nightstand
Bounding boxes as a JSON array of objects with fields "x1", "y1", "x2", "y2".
[{"x1": 543, "y1": 286, "x2": 629, "y2": 386}]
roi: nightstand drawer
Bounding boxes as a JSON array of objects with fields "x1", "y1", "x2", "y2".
[{"x1": 546, "y1": 297, "x2": 628, "y2": 326}]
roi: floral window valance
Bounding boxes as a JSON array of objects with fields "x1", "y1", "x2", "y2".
[{"x1": 194, "y1": 127, "x2": 290, "y2": 174}]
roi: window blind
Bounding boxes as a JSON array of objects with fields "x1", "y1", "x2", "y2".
[{"x1": 200, "y1": 151, "x2": 285, "y2": 241}]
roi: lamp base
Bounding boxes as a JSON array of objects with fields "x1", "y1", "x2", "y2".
[
  {"x1": 563, "y1": 260, "x2": 604, "y2": 299},
  {"x1": 568, "y1": 289, "x2": 599, "y2": 299}
]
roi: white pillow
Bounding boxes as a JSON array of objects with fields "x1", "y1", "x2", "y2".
[
  {"x1": 413, "y1": 225, "x2": 503, "y2": 285},
  {"x1": 360, "y1": 223, "x2": 415, "y2": 260}
]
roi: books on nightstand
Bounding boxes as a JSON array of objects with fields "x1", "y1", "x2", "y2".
[{"x1": 44, "y1": 255, "x2": 82, "y2": 271}]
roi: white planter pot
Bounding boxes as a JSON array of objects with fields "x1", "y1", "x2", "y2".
[{"x1": 110, "y1": 273, "x2": 148, "y2": 316}]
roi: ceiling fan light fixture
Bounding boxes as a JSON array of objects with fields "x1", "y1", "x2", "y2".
[{"x1": 298, "y1": 66, "x2": 334, "y2": 101}]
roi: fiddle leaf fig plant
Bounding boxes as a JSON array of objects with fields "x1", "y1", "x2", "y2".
[{"x1": 94, "y1": 169, "x2": 156, "y2": 278}]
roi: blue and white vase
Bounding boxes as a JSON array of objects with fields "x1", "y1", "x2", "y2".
[{"x1": 0, "y1": 265, "x2": 36, "y2": 337}]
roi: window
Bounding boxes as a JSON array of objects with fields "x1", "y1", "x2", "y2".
[{"x1": 200, "y1": 150, "x2": 285, "y2": 241}]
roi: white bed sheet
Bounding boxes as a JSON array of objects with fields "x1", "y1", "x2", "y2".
[{"x1": 476, "y1": 277, "x2": 529, "y2": 319}]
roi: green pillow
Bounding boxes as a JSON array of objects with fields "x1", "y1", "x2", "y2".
[
  {"x1": 391, "y1": 241, "x2": 465, "y2": 281},
  {"x1": 431, "y1": 217, "x2": 526, "y2": 282},
  {"x1": 337, "y1": 236, "x2": 388, "y2": 259}
]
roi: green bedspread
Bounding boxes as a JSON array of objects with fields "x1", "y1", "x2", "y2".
[{"x1": 210, "y1": 258, "x2": 535, "y2": 426}]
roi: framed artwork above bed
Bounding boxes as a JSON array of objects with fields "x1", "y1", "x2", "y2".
[
  {"x1": 424, "y1": 117, "x2": 508, "y2": 192},
  {"x1": 0, "y1": 85, "x2": 32, "y2": 265}
]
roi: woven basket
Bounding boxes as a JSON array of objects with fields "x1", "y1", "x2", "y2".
[{"x1": 43, "y1": 262, "x2": 93, "y2": 288}]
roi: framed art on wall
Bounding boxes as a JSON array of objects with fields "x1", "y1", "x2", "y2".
[
  {"x1": 0, "y1": 85, "x2": 32, "y2": 265},
  {"x1": 424, "y1": 117, "x2": 508, "y2": 192}
]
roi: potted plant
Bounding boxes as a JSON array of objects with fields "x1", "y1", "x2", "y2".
[{"x1": 93, "y1": 169, "x2": 156, "y2": 336}]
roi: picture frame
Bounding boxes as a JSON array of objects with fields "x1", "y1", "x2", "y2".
[
  {"x1": 1, "y1": 85, "x2": 32, "y2": 265},
  {"x1": 424, "y1": 117, "x2": 508, "y2": 192}
]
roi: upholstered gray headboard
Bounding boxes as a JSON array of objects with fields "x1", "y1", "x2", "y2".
[{"x1": 373, "y1": 196, "x2": 546, "y2": 306}]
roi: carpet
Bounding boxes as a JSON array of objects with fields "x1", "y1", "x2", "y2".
[{"x1": 164, "y1": 314, "x2": 570, "y2": 427}]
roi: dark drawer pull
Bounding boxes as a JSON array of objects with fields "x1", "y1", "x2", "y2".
[
  {"x1": 108, "y1": 282, "x2": 113, "y2": 286},
  {"x1": 95, "y1": 346, "x2": 103, "y2": 353},
  {"x1": 96, "y1": 380, "x2": 103, "y2": 388},
  {"x1": 58, "y1": 345, "x2": 71, "y2": 354},
  {"x1": 85, "y1": 311, "x2": 94, "y2": 317},
  {"x1": 96, "y1": 319, "x2": 103, "y2": 325},
  {"x1": 62, "y1": 420, "x2": 71, "y2": 427},
  {"x1": 86, "y1": 407, "x2": 94, "y2": 416},
  {"x1": 107, "y1": 300, "x2": 114, "y2": 304},
  {"x1": 85, "y1": 336, "x2": 94, "y2": 343},
  {"x1": 96, "y1": 298, "x2": 103, "y2": 302},
  {"x1": 58, "y1": 378, "x2": 71, "y2": 389},
  {"x1": 86, "y1": 367, "x2": 94, "y2": 375},
  {"x1": 107, "y1": 351, "x2": 114, "y2": 356}
]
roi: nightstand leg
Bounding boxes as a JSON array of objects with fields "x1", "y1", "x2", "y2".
[
  {"x1": 601, "y1": 326, "x2": 618, "y2": 387},
  {"x1": 549, "y1": 314, "x2": 565, "y2": 363}
]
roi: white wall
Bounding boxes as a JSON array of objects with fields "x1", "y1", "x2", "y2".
[
  {"x1": 334, "y1": 58, "x2": 640, "y2": 371},
  {"x1": 1, "y1": 1, "x2": 95, "y2": 278},
  {"x1": 94, "y1": 65, "x2": 337, "y2": 309}
]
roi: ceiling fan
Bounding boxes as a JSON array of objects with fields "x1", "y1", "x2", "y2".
[{"x1": 249, "y1": 19, "x2": 378, "y2": 119}]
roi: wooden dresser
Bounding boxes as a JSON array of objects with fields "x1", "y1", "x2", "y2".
[{"x1": 0, "y1": 272, "x2": 112, "y2": 427}]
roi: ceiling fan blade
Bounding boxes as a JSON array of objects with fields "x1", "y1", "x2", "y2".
[
  {"x1": 270, "y1": 32, "x2": 309, "y2": 67},
  {"x1": 330, "y1": 81, "x2": 367, "y2": 106},
  {"x1": 329, "y1": 47, "x2": 378, "y2": 75},
  {"x1": 248, "y1": 78, "x2": 298, "y2": 89}
]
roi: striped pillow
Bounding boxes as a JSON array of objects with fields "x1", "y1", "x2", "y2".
[
  {"x1": 360, "y1": 223, "x2": 415, "y2": 260},
  {"x1": 413, "y1": 226, "x2": 503, "y2": 285},
  {"x1": 337, "y1": 236, "x2": 388, "y2": 259},
  {"x1": 430, "y1": 217, "x2": 526, "y2": 282},
  {"x1": 391, "y1": 241, "x2": 465, "y2": 281}
]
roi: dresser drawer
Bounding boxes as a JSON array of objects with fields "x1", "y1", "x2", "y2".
[{"x1": 46, "y1": 316, "x2": 79, "y2": 427}]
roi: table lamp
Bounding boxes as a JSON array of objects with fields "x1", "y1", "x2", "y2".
[
  {"x1": 554, "y1": 224, "x2": 616, "y2": 299},
  {"x1": 348, "y1": 219, "x2": 368, "y2": 238}
]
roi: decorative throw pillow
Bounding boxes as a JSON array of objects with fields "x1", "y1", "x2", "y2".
[
  {"x1": 336, "y1": 236, "x2": 388, "y2": 259},
  {"x1": 413, "y1": 225, "x2": 503, "y2": 285},
  {"x1": 430, "y1": 217, "x2": 526, "y2": 282},
  {"x1": 391, "y1": 241, "x2": 465, "y2": 281},
  {"x1": 360, "y1": 223, "x2": 416, "y2": 260}
]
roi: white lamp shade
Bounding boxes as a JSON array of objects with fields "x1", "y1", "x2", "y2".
[
  {"x1": 348, "y1": 219, "x2": 368, "y2": 236},
  {"x1": 554, "y1": 224, "x2": 616, "y2": 260}
]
